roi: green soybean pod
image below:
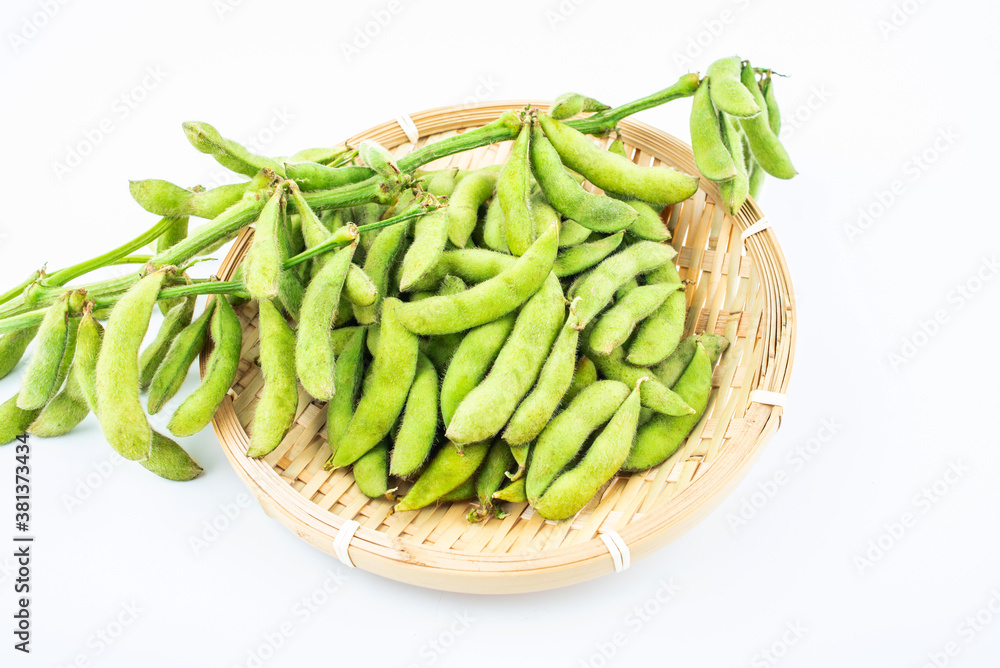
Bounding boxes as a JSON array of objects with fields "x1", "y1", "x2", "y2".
[
  {"x1": 718, "y1": 113, "x2": 750, "y2": 215},
  {"x1": 446, "y1": 272, "x2": 565, "y2": 445},
  {"x1": 627, "y1": 289, "x2": 687, "y2": 366},
  {"x1": 138, "y1": 297, "x2": 195, "y2": 390},
  {"x1": 738, "y1": 63, "x2": 797, "y2": 179},
  {"x1": 0, "y1": 324, "x2": 39, "y2": 381},
  {"x1": 325, "y1": 328, "x2": 365, "y2": 465},
  {"x1": 498, "y1": 123, "x2": 535, "y2": 256},
  {"x1": 399, "y1": 209, "x2": 450, "y2": 291},
  {"x1": 531, "y1": 126, "x2": 636, "y2": 233},
  {"x1": 538, "y1": 114, "x2": 699, "y2": 206},
  {"x1": 147, "y1": 300, "x2": 215, "y2": 415},
  {"x1": 623, "y1": 200, "x2": 671, "y2": 242},
  {"x1": 761, "y1": 73, "x2": 782, "y2": 136},
  {"x1": 550, "y1": 92, "x2": 610, "y2": 120},
  {"x1": 395, "y1": 222, "x2": 558, "y2": 336},
  {"x1": 525, "y1": 380, "x2": 630, "y2": 503},
  {"x1": 72, "y1": 310, "x2": 103, "y2": 412},
  {"x1": 534, "y1": 378, "x2": 644, "y2": 521},
  {"x1": 706, "y1": 57, "x2": 761, "y2": 118},
  {"x1": 183, "y1": 121, "x2": 286, "y2": 177},
  {"x1": 284, "y1": 162, "x2": 373, "y2": 192},
  {"x1": 0, "y1": 394, "x2": 41, "y2": 445},
  {"x1": 353, "y1": 440, "x2": 389, "y2": 498},
  {"x1": 403, "y1": 248, "x2": 517, "y2": 292},
  {"x1": 242, "y1": 188, "x2": 286, "y2": 301},
  {"x1": 390, "y1": 352, "x2": 439, "y2": 478},
  {"x1": 343, "y1": 264, "x2": 378, "y2": 306},
  {"x1": 167, "y1": 296, "x2": 243, "y2": 437},
  {"x1": 16, "y1": 295, "x2": 72, "y2": 410},
  {"x1": 493, "y1": 476, "x2": 527, "y2": 503},
  {"x1": 418, "y1": 277, "x2": 468, "y2": 372},
  {"x1": 623, "y1": 342, "x2": 713, "y2": 471},
  {"x1": 352, "y1": 221, "x2": 409, "y2": 324},
  {"x1": 653, "y1": 334, "x2": 728, "y2": 388},
  {"x1": 440, "y1": 312, "x2": 516, "y2": 428},
  {"x1": 440, "y1": 478, "x2": 477, "y2": 503},
  {"x1": 572, "y1": 241, "x2": 677, "y2": 327},
  {"x1": 476, "y1": 441, "x2": 516, "y2": 511},
  {"x1": 288, "y1": 183, "x2": 333, "y2": 277},
  {"x1": 564, "y1": 354, "x2": 598, "y2": 405},
  {"x1": 482, "y1": 197, "x2": 510, "y2": 254},
  {"x1": 296, "y1": 241, "x2": 357, "y2": 401},
  {"x1": 96, "y1": 269, "x2": 169, "y2": 461},
  {"x1": 137, "y1": 430, "x2": 204, "y2": 481},
  {"x1": 447, "y1": 170, "x2": 497, "y2": 248},
  {"x1": 394, "y1": 441, "x2": 490, "y2": 512},
  {"x1": 328, "y1": 298, "x2": 418, "y2": 467},
  {"x1": 426, "y1": 167, "x2": 459, "y2": 197},
  {"x1": 559, "y1": 218, "x2": 591, "y2": 247},
  {"x1": 277, "y1": 265, "x2": 305, "y2": 321},
  {"x1": 503, "y1": 311, "x2": 581, "y2": 446},
  {"x1": 246, "y1": 299, "x2": 299, "y2": 458},
  {"x1": 358, "y1": 140, "x2": 400, "y2": 177},
  {"x1": 590, "y1": 283, "x2": 679, "y2": 356},
  {"x1": 27, "y1": 339, "x2": 91, "y2": 438},
  {"x1": 748, "y1": 162, "x2": 765, "y2": 200},
  {"x1": 691, "y1": 80, "x2": 738, "y2": 182},
  {"x1": 553, "y1": 231, "x2": 624, "y2": 278}
]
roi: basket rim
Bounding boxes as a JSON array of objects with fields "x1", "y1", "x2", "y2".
[{"x1": 207, "y1": 100, "x2": 796, "y2": 593}]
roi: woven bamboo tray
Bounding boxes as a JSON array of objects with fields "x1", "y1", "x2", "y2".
[{"x1": 207, "y1": 101, "x2": 795, "y2": 594}]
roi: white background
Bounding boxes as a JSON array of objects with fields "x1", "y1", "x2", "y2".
[{"x1": 1, "y1": 0, "x2": 999, "y2": 666}]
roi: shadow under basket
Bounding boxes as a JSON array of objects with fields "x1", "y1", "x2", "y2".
[{"x1": 207, "y1": 101, "x2": 796, "y2": 594}]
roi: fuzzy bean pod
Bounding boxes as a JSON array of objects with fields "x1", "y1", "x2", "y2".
[
  {"x1": 590, "y1": 283, "x2": 679, "y2": 356},
  {"x1": 358, "y1": 140, "x2": 400, "y2": 177},
  {"x1": 138, "y1": 296, "x2": 195, "y2": 390},
  {"x1": 447, "y1": 170, "x2": 497, "y2": 248},
  {"x1": 353, "y1": 440, "x2": 389, "y2": 498},
  {"x1": 550, "y1": 93, "x2": 609, "y2": 120},
  {"x1": 440, "y1": 312, "x2": 516, "y2": 428},
  {"x1": 246, "y1": 299, "x2": 298, "y2": 458},
  {"x1": 627, "y1": 288, "x2": 686, "y2": 366},
  {"x1": 17, "y1": 294, "x2": 74, "y2": 410},
  {"x1": 482, "y1": 197, "x2": 510, "y2": 254},
  {"x1": 475, "y1": 441, "x2": 516, "y2": 513},
  {"x1": 565, "y1": 355, "x2": 598, "y2": 405},
  {"x1": 498, "y1": 123, "x2": 535, "y2": 256},
  {"x1": 72, "y1": 310, "x2": 103, "y2": 413},
  {"x1": 352, "y1": 221, "x2": 408, "y2": 324},
  {"x1": 400, "y1": 209, "x2": 450, "y2": 291},
  {"x1": 493, "y1": 476, "x2": 527, "y2": 503},
  {"x1": 325, "y1": 328, "x2": 365, "y2": 464},
  {"x1": 706, "y1": 57, "x2": 761, "y2": 118},
  {"x1": 0, "y1": 394, "x2": 41, "y2": 445},
  {"x1": 553, "y1": 231, "x2": 624, "y2": 278},
  {"x1": 183, "y1": 121, "x2": 286, "y2": 177},
  {"x1": 394, "y1": 441, "x2": 490, "y2": 512},
  {"x1": 718, "y1": 113, "x2": 750, "y2": 214},
  {"x1": 571, "y1": 241, "x2": 677, "y2": 327},
  {"x1": 558, "y1": 218, "x2": 591, "y2": 247},
  {"x1": 140, "y1": 430, "x2": 204, "y2": 481},
  {"x1": 738, "y1": 63, "x2": 796, "y2": 179},
  {"x1": 390, "y1": 352, "x2": 439, "y2": 478},
  {"x1": 242, "y1": 188, "x2": 286, "y2": 301},
  {"x1": 691, "y1": 80, "x2": 738, "y2": 182},
  {"x1": 0, "y1": 324, "x2": 39, "y2": 381},
  {"x1": 147, "y1": 300, "x2": 215, "y2": 415}
]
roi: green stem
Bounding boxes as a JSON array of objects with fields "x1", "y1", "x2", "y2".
[
  {"x1": 44, "y1": 216, "x2": 178, "y2": 287},
  {"x1": 151, "y1": 195, "x2": 265, "y2": 268},
  {"x1": 397, "y1": 112, "x2": 522, "y2": 174},
  {"x1": 0, "y1": 271, "x2": 41, "y2": 308},
  {"x1": 113, "y1": 254, "x2": 152, "y2": 265},
  {"x1": 565, "y1": 74, "x2": 701, "y2": 134},
  {"x1": 0, "y1": 309, "x2": 47, "y2": 336}
]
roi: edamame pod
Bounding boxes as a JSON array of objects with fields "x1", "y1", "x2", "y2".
[
  {"x1": 446, "y1": 272, "x2": 565, "y2": 444},
  {"x1": 394, "y1": 441, "x2": 490, "y2": 512},
  {"x1": 441, "y1": 478, "x2": 477, "y2": 503},
  {"x1": 329, "y1": 298, "x2": 419, "y2": 467},
  {"x1": 538, "y1": 114, "x2": 698, "y2": 205},
  {"x1": 242, "y1": 188, "x2": 286, "y2": 301},
  {"x1": 352, "y1": 221, "x2": 408, "y2": 324},
  {"x1": 706, "y1": 57, "x2": 761, "y2": 118},
  {"x1": 565, "y1": 355, "x2": 598, "y2": 405},
  {"x1": 395, "y1": 223, "x2": 558, "y2": 336},
  {"x1": 553, "y1": 231, "x2": 624, "y2": 277},
  {"x1": 246, "y1": 299, "x2": 298, "y2": 458},
  {"x1": 531, "y1": 126, "x2": 636, "y2": 232},
  {"x1": 167, "y1": 296, "x2": 243, "y2": 437},
  {"x1": 623, "y1": 342, "x2": 713, "y2": 471},
  {"x1": 296, "y1": 241, "x2": 357, "y2": 401},
  {"x1": 493, "y1": 476, "x2": 527, "y2": 503},
  {"x1": 748, "y1": 162, "x2": 765, "y2": 199},
  {"x1": 140, "y1": 430, "x2": 203, "y2": 481},
  {"x1": 653, "y1": 333, "x2": 728, "y2": 387},
  {"x1": 762, "y1": 73, "x2": 782, "y2": 135},
  {"x1": 325, "y1": 328, "x2": 365, "y2": 462},
  {"x1": 400, "y1": 209, "x2": 450, "y2": 291},
  {"x1": 0, "y1": 394, "x2": 41, "y2": 445},
  {"x1": 390, "y1": 352, "x2": 439, "y2": 478},
  {"x1": 96, "y1": 270, "x2": 170, "y2": 461},
  {"x1": 558, "y1": 218, "x2": 591, "y2": 247},
  {"x1": 343, "y1": 265, "x2": 378, "y2": 306},
  {"x1": 403, "y1": 248, "x2": 516, "y2": 292},
  {"x1": 147, "y1": 300, "x2": 215, "y2": 415},
  {"x1": 129, "y1": 180, "x2": 246, "y2": 220},
  {"x1": 534, "y1": 378, "x2": 644, "y2": 520},
  {"x1": 27, "y1": 339, "x2": 91, "y2": 438},
  {"x1": 183, "y1": 121, "x2": 286, "y2": 177},
  {"x1": 482, "y1": 197, "x2": 510, "y2": 254},
  {"x1": 691, "y1": 80, "x2": 738, "y2": 182},
  {"x1": 623, "y1": 200, "x2": 670, "y2": 242},
  {"x1": 590, "y1": 283, "x2": 680, "y2": 356},
  {"x1": 284, "y1": 162, "x2": 373, "y2": 192},
  {"x1": 738, "y1": 63, "x2": 796, "y2": 179},
  {"x1": 425, "y1": 168, "x2": 459, "y2": 197},
  {"x1": 572, "y1": 241, "x2": 677, "y2": 327},
  {"x1": 73, "y1": 310, "x2": 103, "y2": 412},
  {"x1": 440, "y1": 312, "x2": 517, "y2": 427},
  {"x1": 627, "y1": 289, "x2": 686, "y2": 365},
  {"x1": 353, "y1": 440, "x2": 389, "y2": 498},
  {"x1": 447, "y1": 170, "x2": 497, "y2": 248},
  {"x1": 358, "y1": 140, "x2": 400, "y2": 177},
  {"x1": 503, "y1": 310, "x2": 581, "y2": 446},
  {"x1": 17, "y1": 294, "x2": 74, "y2": 410},
  {"x1": 718, "y1": 113, "x2": 750, "y2": 214},
  {"x1": 550, "y1": 93, "x2": 609, "y2": 120},
  {"x1": 475, "y1": 441, "x2": 516, "y2": 514},
  {"x1": 498, "y1": 123, "x2": 535, "y2": 256},
  {"x1": 0, "y1": 324, "x2": 39, "y2": 381},
  {"x1": 526, "y1": 380, "x2": 630, "y2": 503},
  {"x1": 138, "y1": 296, "x2": 195, "y2": 390}
]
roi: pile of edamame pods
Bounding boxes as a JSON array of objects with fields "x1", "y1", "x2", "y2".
[{"x1": 0, "y1": 60, "x2": 793, "y2": 522}]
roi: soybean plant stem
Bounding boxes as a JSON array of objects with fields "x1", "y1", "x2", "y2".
[{"x1": 566, "y1": 74, "x2": 701, "y2": 134}]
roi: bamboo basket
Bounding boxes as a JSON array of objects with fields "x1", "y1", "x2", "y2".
[{"x1": 207, "y1": 101, "x2": 795, "y2": 594}]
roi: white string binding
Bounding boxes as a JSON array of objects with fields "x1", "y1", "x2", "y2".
[
  {"x1": 333, "y1": 519, "x2": 361, "y2": 568},
  {"x1": 395, "y1": 114, "x2": 419, "y2": 144},
  {"x1": 599, "y1": 531, "x2": 631, "y2": 573},
  {"x1": 741, "y1": 217, "x2": 771, "y2": 240},
  {"x1": 749, "y1": 390, "x2": 787, "y2": 407}
]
